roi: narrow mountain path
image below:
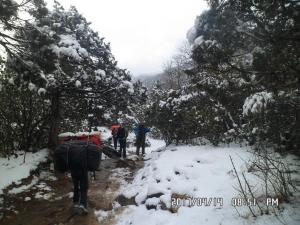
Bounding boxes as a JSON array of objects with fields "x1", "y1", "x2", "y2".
[{"x1": 1, "y1": 157, "x2": 143, "y2": 225}]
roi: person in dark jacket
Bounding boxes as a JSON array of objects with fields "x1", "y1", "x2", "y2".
[
  {"x1": 69, "y1": 144, "x2": 89, "y2": 214},
  {"x1": 134, "y1": 123, "x2": 150, "y2": 156},
  {"x1": 54, "y1": 139, "x2": 101, "y2": 215},
  {"x1": 117, "y1": 124, "x2": 128, "y2": 158},
  {"x1": 111, "y1": 127, "x2": 119, "y2": 150}
]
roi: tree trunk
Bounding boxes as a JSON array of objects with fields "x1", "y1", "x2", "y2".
[
  {"x1": 48, "y1": 89, "x2": 61, "y2": 151},
  {"x1": 294, "y1": 105, "x2": 300, "y2": 153}
]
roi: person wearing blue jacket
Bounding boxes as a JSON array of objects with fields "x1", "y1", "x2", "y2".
[{"x1": 134, "y1": 123, "x2": 150, "y2": 156}]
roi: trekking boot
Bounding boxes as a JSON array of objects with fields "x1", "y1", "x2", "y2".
[
  {"x1": 79, "y1": 205, "x2": 88, "y2": 215},
  {"x1": 72, "y1": 203, "x2": 81, "y2": 214}
]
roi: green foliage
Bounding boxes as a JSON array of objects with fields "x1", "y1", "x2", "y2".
[
  {"x1": 0, "y1": 0, "x2": 18, "y2": 30},
  {"x1": 0, "y1": 75, "x2": 50, "y2": 155},
  {"x1": 146, "y1": 0, "x2": 299, "y2": 152},
  {"x1": 0, "y1": 0, "x2": 146, "y2": 154}
]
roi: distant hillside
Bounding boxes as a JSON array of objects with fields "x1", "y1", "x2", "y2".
[{"x1": 134, "y1": 73, "x2": 163, "y2": 88}]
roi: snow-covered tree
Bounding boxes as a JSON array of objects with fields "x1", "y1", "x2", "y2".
[
  {"x1": 0, "y1": 72, "x2": 50, "y2": 154},
  {"x1": 146, "y1": 0, "x2": 299, "y2": 150},
  {"x1": 187, "y1": 0, "x2": 300, "y2": 152},
  {"x1": 3, "y1": 1, "x2": 138, "y2": 150},
  {"x1": 0, "y1": 0, "x2": 45, "y2": 59}
]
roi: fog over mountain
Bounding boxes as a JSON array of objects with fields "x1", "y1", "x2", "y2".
[{"x1": 133, "y1": 73, "x2": 163, "y2": 88}]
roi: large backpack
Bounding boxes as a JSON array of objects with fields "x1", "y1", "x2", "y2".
[{"x1": 54, "y1": 140, "x2": 102, "y2": 173}]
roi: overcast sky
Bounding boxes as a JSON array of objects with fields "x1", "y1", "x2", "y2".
[{"x1": 46, "y1": 0, "x2": 207, "y2": 76}]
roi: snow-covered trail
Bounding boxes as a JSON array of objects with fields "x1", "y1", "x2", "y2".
[
  {"x1": 112, "y1": 145, "x2": 300, "y2": 225},
  {"x1": 0, "y1": 152, "x2": 145, "y2": 225},
  {"x1": 0, "y1": 149, "x2": 49, "y2": 195},
  {"x1": 1, "y1": 140, "x2": 299, "y2": 225}
]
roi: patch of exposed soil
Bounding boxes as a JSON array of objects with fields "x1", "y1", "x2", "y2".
[{"x1": 0, "y1": 157, "x2": 143, "y2": 225}]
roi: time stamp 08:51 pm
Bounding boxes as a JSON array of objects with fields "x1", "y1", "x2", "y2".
[{"x1": 171, "y1": 197, "x2": 279, "y2": 207}]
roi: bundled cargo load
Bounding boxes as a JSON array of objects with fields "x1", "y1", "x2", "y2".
[
  {"x1": 54, "y1": 140, "x2": 102, "y2": 173},
  {"x1": 58, "y1": 131, "x2": 101, "y2": 146},
  {"x1": 102, "y1": 145, "x2": 121, "y2": 159}
]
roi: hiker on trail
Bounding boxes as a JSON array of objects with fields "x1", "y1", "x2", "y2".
[
  {"x1": 134, "y1": 123, "x2": 150, "y2": 156},
  {"x1": 117, "y1": 124, "x2": 128, "y2": 158},
  {"x1": 69, "y1": 145, "x2": 89, "y2": 214},
  {"x1": 111, "y1": 124, "x2": 120, "y2": 150},
  {"x1": 55, "y1": 133, "x2": 102, "y2": 215}
]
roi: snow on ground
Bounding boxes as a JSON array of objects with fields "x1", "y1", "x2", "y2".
[
  {"x1": 127, "y1": 138, "x2": 166, "y2": 155},
  {"x1": 0, "y1": 149, "x2": 48, "y2": 194},
  {"x1": 98, "y1": 124, "x2": 166, "y2": 155},
  {"x1": 8, "y1": 176, "x2": 39, "y2": 195},
  {"x1": 143, "y1": 139, "x2": 166, "y2": 154},
  {"x1": 97, "y1": 125, "x2": 166, "y2": 150},
  {"x1": 97, "y1": 126, "x2": 111, "y2": 141},
  {"x1": 111, "y1": 144, "x2": 300, "y2": 225}
]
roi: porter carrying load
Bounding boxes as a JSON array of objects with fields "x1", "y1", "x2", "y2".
[{"x1": 54, "y1": 140, "x2": 102, "y2": 173}]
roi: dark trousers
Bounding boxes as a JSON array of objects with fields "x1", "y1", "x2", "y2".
[
  {"x1": 113, "y1": 136, "x2": 118, "y2": 150},
  {"x1": 71, "y1": 168, "x2": 88, "y2": 207},
  {"x1": 119, "y1": 138, "x2": 126, "y2": 158},
  {"x1": 136, "y1": 137, "x2": 145, "y2": 155}
]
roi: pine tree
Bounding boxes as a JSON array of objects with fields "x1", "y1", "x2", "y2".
[
  {"x1": 3, "y1": 1, "x2": 138, "y2": 150},
  {"x1": 187, "y1": 0, "x2": 300, "y2": 152}
]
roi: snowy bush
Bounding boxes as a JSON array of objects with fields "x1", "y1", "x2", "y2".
[
  {"x1": 184, "y1": 0, "x2": 300, "y2": 154},
  {"x1": 243, "y1": 92, "x2": 273, "y2": 115}
]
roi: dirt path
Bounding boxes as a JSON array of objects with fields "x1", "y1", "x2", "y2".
[{"x1": 1, "y1": 157, "x2": 143, "y2": 225}]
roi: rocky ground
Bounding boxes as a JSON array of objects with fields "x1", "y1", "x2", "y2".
[{"x1": 0, "y1": 157, "x2": 143, "y2": 225}]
